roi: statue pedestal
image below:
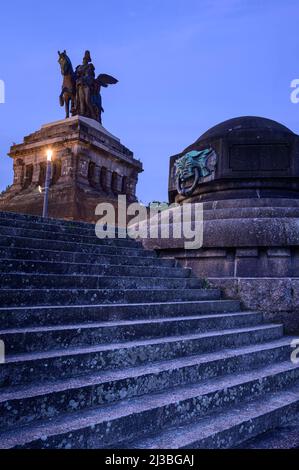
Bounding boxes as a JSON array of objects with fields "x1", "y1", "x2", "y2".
[{"x1": 0, "y1": 116, "x2": 143, "y2": 223}]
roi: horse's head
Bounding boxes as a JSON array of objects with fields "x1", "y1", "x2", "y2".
[{"x1": 58, "y1": 50, "x2": 73, "y2": 76}]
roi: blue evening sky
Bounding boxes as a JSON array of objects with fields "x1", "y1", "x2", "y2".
[{"x1": 0, "y1": 0, "x2": 299, "y2": 203}]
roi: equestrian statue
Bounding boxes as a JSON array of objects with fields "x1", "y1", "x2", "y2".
[{"x1": 58, "y1": 50, "x2": 118, "y2": 124}]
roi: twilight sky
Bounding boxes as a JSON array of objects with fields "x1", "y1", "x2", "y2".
[{"x1": 0, "y1": 0, "x2": 299, "y2": 203}]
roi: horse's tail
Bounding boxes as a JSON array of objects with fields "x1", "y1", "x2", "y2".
[{"x1": 59, "y1": 93, "x2": 64, "y2": 107}]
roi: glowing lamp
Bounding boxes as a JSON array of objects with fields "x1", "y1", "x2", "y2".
[{"x1": 46, "y1": 149, "x2": 53, "y2": 162}]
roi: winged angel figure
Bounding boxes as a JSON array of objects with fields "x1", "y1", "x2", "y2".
[{"x1": 58, "y1": 50, "x2": 118, "y2": 124}]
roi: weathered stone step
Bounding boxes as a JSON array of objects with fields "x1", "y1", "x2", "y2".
[
  {"x1": 0, "y1": 225, "x2": 139, "y2": 248},
  {"x1": 0, "y1": 259, "x2": 189, "y2": 278},
  {"x1": 0, "y1": 214, "x2": 103, "y2": 237},
  {"x1": 0, "y1": 210, "x2": 295, "y2": 449},
  {"x1": 0, "y1": 324, "x2": 283, "y2": 387},
  {"x1": 0, "y1": 362, "x2": 298, "y2": 449},
  {"x1": 0, "y1": 288, "x2": 220, "y2": 308},
  {"x1": 0, "y1": 211, "x2": 125, "y2": 238},
  {"x1": 0, "y1": 300, "x2": 241, "y2": 328},
  {"x1": 0, "y1": 273, "x2": 202, "y2": 290},
  {"x1": 123, "y1": 381, "x2": 299, "y2": 449},
  {"x1": 0, "y1": 211, "x2": 99, "y2": 233},
  {"x1": 234, "y1": 411, "x2": 299, "y2": 449},
  {"x1": 0, "y1": 338, "x2": 292, "y2": 431},
  {"x1": 0, "y1": 312, "x2": 263, "y2": 354},
  {"x1": 0, "y1": 236, "x2": 154, "y2": 257},
  {"x1": 0, "y1": 246, "x2": 175, "y2": 267}
]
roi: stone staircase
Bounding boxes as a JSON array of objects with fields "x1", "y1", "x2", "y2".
[{"x1": 0, "y1": 210, "x2": 298, "y2": 449}]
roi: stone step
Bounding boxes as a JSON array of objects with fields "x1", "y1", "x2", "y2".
[
  {"x1": 0, "y1": 246, "x2": 175, "y2": 267},
  {"x1": 0, "y1": 338, "x2": 292, "y2": 431},
  {"x1": 0, "y1": 259, "x2": 189, "y2": 278},
  {"x1": 0, "y1": 362, "x2": 298, "y2": 449},
  {"x1": 234, "y1": 411, "x2": 299, "y2": 449},
  {"x1": 121, "y1": 380, "x2": 299, "y2": 450},
  {"x1": 0, "y1": 210, "x2": 295, "y2": 449},
  {"x1": 0, "y1": 288, "x2": 220, "y2": 308},
  {"x1": 0, "y1": 300, "x2": 241, "y2": 328},
  {"x1": 0, "y1": 211, "x2": 96, "y2": 232},
  {"x1": 0, "y1": 214, "x2": 105, "y2": 237},
  {"x1": 0, "y1": 225, "x2": 139, "y2": 249},
  {"x1": 0, "y1": 311, "x2": 263, "y2": 354},
  {"x1": 0, "y1": 211, "x2": 125, "y2": 238},
  {"x1": 0, "y1": 273, "x2": 202, "y2": 290},
  {"x1": 0, "y1": 236, "x2": 154, "y2": 258},
  {"x1": 0, "y1": 324, "x2": 283, "y2": 387}
]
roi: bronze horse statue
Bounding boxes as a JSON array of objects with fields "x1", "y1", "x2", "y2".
[{"x1": 58, "y1": 51, "x2": 76, "y2": 119}]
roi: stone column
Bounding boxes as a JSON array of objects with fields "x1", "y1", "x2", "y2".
[
  {"x1": 51, "y1": 158, "x2": 62, "y2": 185},
  {"x1": 60, "y1": 149, "x2": 75, "y2": 183},
  {"x1": 13, "y1": 159, "x2": 24, "y2": 189},
  {"x1": 121, "y1": 176, "x2": 127, "y2": 194},
  {"x1": 127, "y1": 176, "x2": 138, "y2": 199},
  {"x1": 116, "y1": 173, "x2": 123, "y2": 193},
  {"x1": 32, "y1": 163, "x2": 41, "y2": 185},
  {"x1": 106, "y1": 169, "x2": 113, "y2": 193},
  {"x1": 95, "y1": 165, "x2": 101, "y2": 187}
]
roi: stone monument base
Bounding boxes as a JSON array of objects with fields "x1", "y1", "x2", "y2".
[
  {"x1": 141, "y1": 197, "x2": 299, "y2": 334},
  {"x1": 0, "y1": 116, "x2": 143, "y2": 223},
  {"x1": 145, "y1": 116, "x2": 299, "y2": 334},
  {"x1": 0, "y1": 181, "x2": 125, "y2": 223}
]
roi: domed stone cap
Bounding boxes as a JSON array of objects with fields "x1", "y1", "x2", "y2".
[
  {"x1": 169, "y1": 115, "x2": 299, "y2": 204},
  {"x1": 197, "y1": 116, "x2": 293, "y2": 143}
]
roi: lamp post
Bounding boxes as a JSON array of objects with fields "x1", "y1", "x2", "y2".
[{"x1": 42, "y1": 149, "x2": 53, "y2": 218}]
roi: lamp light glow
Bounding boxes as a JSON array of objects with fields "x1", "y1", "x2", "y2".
[{"x1": 46, "y1": 149, "x2": 53, "y2": 162}]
